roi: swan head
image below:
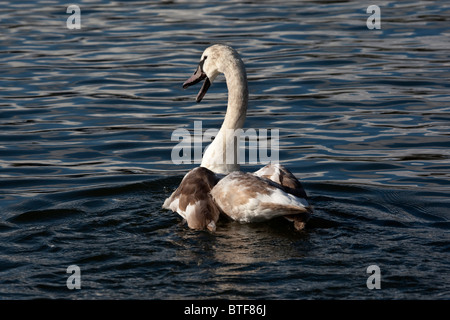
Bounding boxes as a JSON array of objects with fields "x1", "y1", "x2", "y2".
[{"x1": 183, "y1": 44, "x2": 242, "y2": 103}]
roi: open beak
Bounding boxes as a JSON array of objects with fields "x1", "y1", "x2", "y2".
[{"x1": 183, "y1": 60, "x2": 211, "y2": 103}]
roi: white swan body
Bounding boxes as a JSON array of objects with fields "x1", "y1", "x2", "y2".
[{"x1": 163, "y1": 44, "x2": 312, "y2": 231}]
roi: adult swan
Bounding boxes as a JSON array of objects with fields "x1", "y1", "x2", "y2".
[{"x1": 163, "y1": 44, "x2": 312, "y2": 232}]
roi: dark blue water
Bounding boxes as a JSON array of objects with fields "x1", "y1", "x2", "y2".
[{"x1": 0, "y1": 0, "x2": 449, "y2": 299}]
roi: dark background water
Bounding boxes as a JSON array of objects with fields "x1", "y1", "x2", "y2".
[{"x1": 0, "y1": 0, "x2": 449, "y2": 299}]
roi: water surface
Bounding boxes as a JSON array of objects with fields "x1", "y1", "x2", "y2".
[{"x1": 0, "y1": 0, "x2": 449, "y2": 299}]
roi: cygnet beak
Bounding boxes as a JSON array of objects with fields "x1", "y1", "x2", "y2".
[{"x1": 182, "y1": 59, "x2": 211, "y2": 103}]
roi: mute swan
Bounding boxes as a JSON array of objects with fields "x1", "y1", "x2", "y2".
[{"x1": 163, "y1": 44, "x2": 312, "y2": 232}]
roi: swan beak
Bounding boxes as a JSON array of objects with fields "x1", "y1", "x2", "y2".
[{"x1": 183, "y1": 63, "x2": 211, "y2": 103}]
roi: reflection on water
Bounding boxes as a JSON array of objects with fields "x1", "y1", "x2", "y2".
[{"x1": 0, "y1": 0, "x2": 449, "y2": 299}]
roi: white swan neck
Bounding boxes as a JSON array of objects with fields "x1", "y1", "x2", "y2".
[
  {"x1": 222, "y1": 58, "x2": 248, "y2": 130},
  {"x1": 201, "y1": 54, "x2": 248, "y2": 174}
]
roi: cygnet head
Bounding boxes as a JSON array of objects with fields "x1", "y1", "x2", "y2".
[{"x1": 183, "y1": 44, "x2": 243, "y2": 103}]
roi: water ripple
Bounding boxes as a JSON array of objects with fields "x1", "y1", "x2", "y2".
[{"x1": 0, "y1": 0, "x2": 449, "y2": 299}]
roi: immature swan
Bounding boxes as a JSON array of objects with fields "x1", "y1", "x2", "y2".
[{"x1": 163, "y1": 44, "x2": 312, "y2": 231}]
